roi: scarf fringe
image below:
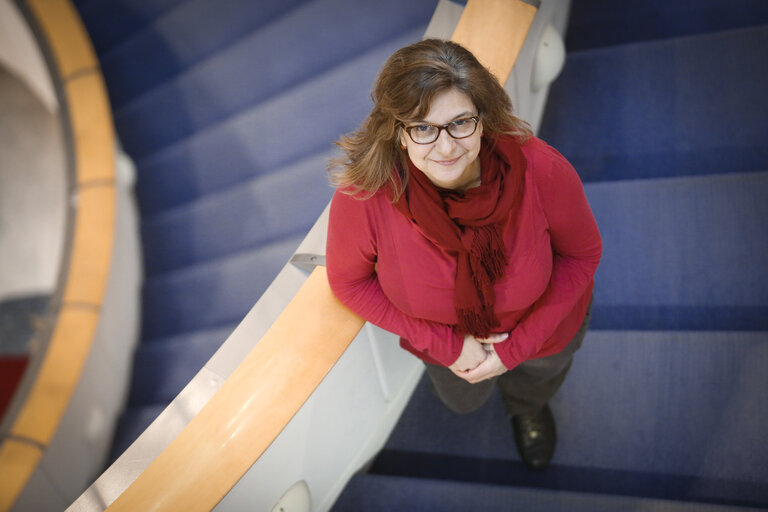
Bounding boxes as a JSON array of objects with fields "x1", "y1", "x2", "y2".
[
  {"x1": 470, "y1": 225, "x2": 506, "y2": 282},
  {"x1": 457, "y1": 307, "x2": 498, "y2": 339},
  {"x1": 465, "y1": 225, "x2": 507, "y2": 334}
]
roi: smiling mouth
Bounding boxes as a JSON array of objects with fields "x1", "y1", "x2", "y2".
[{"x1": 434, "y1": 156, "x2": 461, "y2": 166}]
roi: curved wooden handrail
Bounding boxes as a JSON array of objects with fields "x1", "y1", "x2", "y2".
[
  {"x1": 95, "y1": 1, "x2": 538, "y2": 510},
  {"x1": 107, "y1": 267, "x2": 364, "y2": 511},
  {"x1": 451, "y1": 0, "x2": 537, "y2": 83},
  {"x1": 0, "y1": 0, "x2": 116, "y2": 509}
]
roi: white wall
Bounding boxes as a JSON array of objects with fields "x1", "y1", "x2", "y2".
[{"x1": 0, "y1": 0, "x2": 58, "y2": 113}]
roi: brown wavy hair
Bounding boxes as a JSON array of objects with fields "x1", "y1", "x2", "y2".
[{"x1": 329, "y1": 38, "x2": 532, "y2": 199}]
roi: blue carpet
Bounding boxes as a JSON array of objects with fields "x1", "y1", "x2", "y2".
[
  {"x1": 133, "y1": 27, "x2": 424, "y2": 216},
  {"x1": 99, "y1": 0, "x2": 307, "y2": 107},
  {"x1": 540, "y1": 26, "x2": 768, "y2": 183},
  {"x1": 333, "y1": 474, "x2": 765, "y2": 511},
  {"x1": 113, "y1": 0, "x2": 437, "y2": 159},
  {"x1": 140, "y1": 234, "x2": 304, "y2": 339},
  {"x1": 77, "y1": 0, "x2": 187, "y2": 54},
  {"x1": 585, "y1": 172, "x2": 768, "y2": 331},
  {"x1": 379, "y1": 330, "x2": 768, "y2": 506},
  {"x1": 565, "y1": 0, "x2": 768, "y2": 50},
  {"x1": 127, "y1": 325, "x2": 235, "y2": 406}
]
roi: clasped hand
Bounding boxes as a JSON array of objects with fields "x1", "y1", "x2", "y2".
[{"x1": 448, "y1": 333, "x2": 509, "y2": 384}]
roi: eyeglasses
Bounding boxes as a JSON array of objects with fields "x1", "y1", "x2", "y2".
[{"x1": 403, "y1": 116, "x2": 480, "y2": 145}]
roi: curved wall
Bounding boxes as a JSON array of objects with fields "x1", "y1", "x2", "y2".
[
  {"x1": 0, "y1": 1, "x2": 142, "y2": 509},
  {"x1": 0, "y1": 0, "x2": 57, "y2": 113}
]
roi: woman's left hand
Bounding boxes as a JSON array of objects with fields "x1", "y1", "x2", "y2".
[{"x1": 452, "y1": 345, "x2": 507, "y2": 383}]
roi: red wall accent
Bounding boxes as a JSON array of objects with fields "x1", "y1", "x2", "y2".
[{"x1": 0, "y1": 356, "x2": 29, "y2": 423}]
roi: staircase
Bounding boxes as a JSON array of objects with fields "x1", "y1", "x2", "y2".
[
  {"x1": 73, "y1": 0, "x2": 439, "y2": 461},
  {"x1": 332, "y1": 2, "x2": 768, "y2": 511},
  {"x1": 73, "y1": 0, "x2": 768, "y2": 509}
]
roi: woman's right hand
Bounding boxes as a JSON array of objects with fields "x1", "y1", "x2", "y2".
[{"x1": 449, "y1": 332, "x2": 509, "y2": 373}]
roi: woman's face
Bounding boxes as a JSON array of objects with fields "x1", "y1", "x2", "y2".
[{"x1": 399, "y1": 88, "x2": 483, "y2": 192}]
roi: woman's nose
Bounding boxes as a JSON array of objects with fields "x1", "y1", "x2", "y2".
[{"x1": 434, "y1": 128, "x2": 456, "y2": 153}]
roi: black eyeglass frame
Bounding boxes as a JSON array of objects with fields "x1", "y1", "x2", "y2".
[{"x1": 403, "y1": 116, "x2": 480, "y2": 145}]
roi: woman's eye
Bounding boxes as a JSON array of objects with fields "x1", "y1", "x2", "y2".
[
  {"x1": 413, "y1": 125, "x2": 432, "y2": 133},
  {"x1": 452, "y1": 119, "x2": 467, "y2": 127}
]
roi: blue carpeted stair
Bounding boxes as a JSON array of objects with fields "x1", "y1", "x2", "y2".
[
  {"x1": 75, "y1": 0, "x2": 438, "y2": 461},
  {"x1": 337, "y1": 331, "x2": 768, "y2": 509},
  {"x1": 333, "y1": 475, "x2": 764, "y2": 512},
  {"x1": 76, "y1": 0, "x2": 768, "y2": 509}
]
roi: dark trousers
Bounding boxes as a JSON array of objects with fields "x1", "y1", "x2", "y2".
[{"x1": 424, "y1": 301, "x2": 592, "y2": 417}]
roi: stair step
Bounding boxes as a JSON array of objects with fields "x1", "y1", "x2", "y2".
[
  {"x1": 586, "y1": 171, "x2": 768, "y2": 330},
  {"x1": 100, "y1": 0, "x2": 308, "y2": 108},
  {"x1": 109, "y1": 404, "x2": 166, "y2": 463},
  {"x1": 76, "y1": 0, "x2": 187, "y2": 54},
  {"x1": 141, "y1": 234, "x2": 304, "y2": 339},
  {"x1": 141, "y1": 149, "x2": 334, "y2": 276},
  {"x1": 110, "y1": 325, "x2": 234, "y2": 456},
  {"x1": 381, "y1": 330, "x2": 768, "y2": 506},
  {"x1": 133, "y1": 26, "x2": 423, "y2": 215},
  {"x1": 332, "y1": 474, "x2": 764, "y2": 511},
  {"x1": 127, "y1": 325, "x2": 234, "y2": 406},
  {"x1": 539, "y1": 26, "x2": 768, "y2": 182},
  {"x1": 565, "y1": 0, "x2": 768, "y2": 50},
  {"x1": 113, "y1": 0, "x2": 437, "y2": 159}
]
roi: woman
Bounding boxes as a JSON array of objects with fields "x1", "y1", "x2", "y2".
[{"x1": 326, "y1": 39, "x2": 601, "y2": 469}]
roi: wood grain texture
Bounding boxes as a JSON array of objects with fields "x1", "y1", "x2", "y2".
[
  {"x1": 107, "y1": 267, "x2": 365, "y2": 511},
  {"x1": 67, "y1": 73, "x2": 116, "y2": 185},
  {"x1": 61, "y1": 185, "x2": 116, "y2": 305},
  {"x1": 451, "y1": 0, "x2": 538, "y2": 83}
]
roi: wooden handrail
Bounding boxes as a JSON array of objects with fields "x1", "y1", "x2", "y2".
[
  {"x1": 107, "y1": 267, "x2": 364, "y2": 511},
  {"x1": 451, "y1": 0, "x2": 537, "y2": 84},
  {"x1": 0, "y1": 0, "x2": 116, "y2": 509},
  {"x1": 96, "y1": 1, "x2": 539, "y2": 510}
]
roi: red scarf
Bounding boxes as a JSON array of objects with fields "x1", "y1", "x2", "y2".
[{"x1": 392, "y1": 134, "x2": 527, "y2": 338}]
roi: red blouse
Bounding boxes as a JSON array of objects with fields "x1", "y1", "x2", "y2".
[{"x1": 326, "y1": 136, "x2": 602, "y2": 369}]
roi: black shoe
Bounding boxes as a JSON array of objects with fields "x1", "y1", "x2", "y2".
[{"x1": 511, "y1": 404, "x2": 556, "y2": 470}]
